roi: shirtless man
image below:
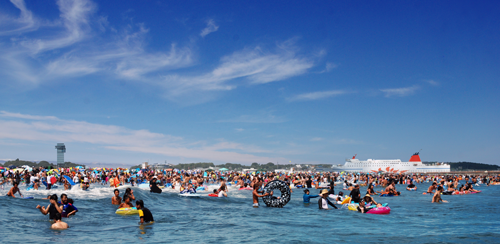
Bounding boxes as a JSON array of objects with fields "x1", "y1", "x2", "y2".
[
  {"x1": 51, "y1": 213, "x2": 69, "y2": 230},
  {"x1": 252, "y1": 182, "x2": 269, "y2": 207},
  {"x1": 112, "y1": 189, "x2": 122, "y2": 205},
  {"x1": 432, "y1": 186, "x2": 448, "y2": 203},
  {"x1": 7, "y1": 182, "x2": 23, "y2": 198},
  {"x1": 424, "y1": 182, "x2": 438, "y2": 195}
]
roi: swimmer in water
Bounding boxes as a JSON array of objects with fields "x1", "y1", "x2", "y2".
[
  {"x1": 7, "y1": 182, "x2": 23, "y2": 198},
  {"x1": 252, "y1": 181, "x2": 270, "y2": 207},
  {"x1": 51, "y1": 213, "x2": 69, "y2": 230},
  {"x1": 124, "y1": 188, "x2": 136, "y2": 201},
  {"x1": 218, "y1": 185, "x2": 228, "y2": 197},
  {"x1": 136, "y1": 200, "x2": 154, "y2": 224},
  {"x1": 318, "y1": 189, "x2": 338, "y2": 210},
  {"x1": 119, "y1": 195, "x2": 134, "y2": 208},
  {"x1": 432, "y1": 186, "x2": 448, "y2": 203},
  {"x1": 406, "y1": 181, "x2": 417, "y2": 191},
  {"x1": 59, "y1": 194, "x2": 78, "y2": 217},
  {"x1": 37, "y1": 194, "x2": 63, "y2": 220},
  {"x1": 112, "y1": 189, "x2": 122, "y2": 205},
  {"x1": 424, "y1": 182, "x2": 438, "y2": 195},
  {"x1": 303, "y1": 189, "x2": 319, "y2": 203}
]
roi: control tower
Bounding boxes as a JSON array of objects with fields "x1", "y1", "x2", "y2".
[{"x1": 55, "y1": 143, "x2": 66, "y2": 166}]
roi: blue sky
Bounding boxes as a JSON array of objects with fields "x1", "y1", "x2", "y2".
[{"x1": 0, "y1": 0, "x2": 499, "y2": 167}]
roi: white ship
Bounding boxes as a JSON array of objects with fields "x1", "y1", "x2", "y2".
[{"x1": 330, "y1": 152, "x2": 450, "y2": 173}]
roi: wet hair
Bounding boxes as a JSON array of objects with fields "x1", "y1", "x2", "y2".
[
  {"x1": 125, "y1": 188, "x2": 132, "y2": 194},
  {"x1": 114, "y1": 189, "x2": 119, "y2": 194},
  {"x1": 50, "y1": 194, "x2": 58, "y2": 201},
  {"x1": 304, "y1": 189, "x2": 310, "y2": 193},
  {"x1": 136, "y1": 200, "x2": 144, "y2": 207},
  {"x1": 253, "y1": 182, "x2": 261, "y2": 190},
  {"x1": 437, "y1": 186, "x2": 443, "y2": 191},
  {"x1": 55, "y1": 212, "x2": 62, "y2": 221},
  {"x1": 68, "y1": 198, "x2": 74, "y2": 204},
  {"x1": 61, "y1": 193, "x2": 67, "y2": 199},
  {"x1": 123, "y1": 195, "x2": 130, "y2": 202}
]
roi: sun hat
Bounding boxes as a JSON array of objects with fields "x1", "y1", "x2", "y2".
[{"x1": 320, "y1": 189, "x2": 329, "y2": 195}]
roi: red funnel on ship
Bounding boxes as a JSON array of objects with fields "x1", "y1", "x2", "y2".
[{"x1": 409, "y1": 152, "x2": 421, "y2": 162}]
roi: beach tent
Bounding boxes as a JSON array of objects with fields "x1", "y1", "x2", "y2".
[{"x1": 219, "y1": 168, "x2": 229, "y2": 171}]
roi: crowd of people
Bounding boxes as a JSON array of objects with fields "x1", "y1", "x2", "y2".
[{"x1": 2, "y1": 164, "x2": 500, "y2": 229}]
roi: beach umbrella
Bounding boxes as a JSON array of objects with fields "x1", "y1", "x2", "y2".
[
  {"x1": 219, "y1": 168, "x2": 229, "y2": 171},
  {"x1": 0, "y1": 166, "x2": 3, "y2": 169}
]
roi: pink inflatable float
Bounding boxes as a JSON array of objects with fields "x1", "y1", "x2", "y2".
[
  {"x1": 238, "y1": 187, "x2": 253, "y2": 190},
  {"x1": 366, "y1": 207, "x2": 391, "y2": 215}
]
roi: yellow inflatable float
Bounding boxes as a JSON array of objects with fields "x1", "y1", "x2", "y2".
[
  {"x1": 341, "y1": 197, "x2": 351, "y2": 205},
  {"x1": 116, "y1": 207, "x2": 139, "y2": 215},
  {"x1": 347, "y1": 204, "x2": 358, "y2": 211}
]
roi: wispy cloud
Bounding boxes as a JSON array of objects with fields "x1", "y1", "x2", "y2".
[
  {"x1": 319, "y1": 62, "x2": 337, "y2": 73},
  {"x1": 200, "y1": 19, "x2": 219, "y2": 37},
  {"x1": 380, "y1": 85, "x2": 419, "y2": 97},
  {"x1": 424, "y1": 79, "x2": 439, "y2": 86},
  {"x1": 288, "y1": 90, "x2": 348, "y2": 101},
  {"x1": 162, "y1": 42, "x2": 314, "y2": 98},
  {"x1": 0, "y1": 111, "x2": 281, "y2": 163},
  {"x1": 218, "y1": 110, "x2": 287, "y2": 123},
  {"x1": 0, "y1": 0, "x2": 37, "y2": 35},
  {"x1": 20, "y1": 0, "x2": 96, "y2": 54},
  {"x1": 0, "y1": 1, "x2": 317, "y2": 104},
  {"x1": 0, "y1": 0, "x2": 193, "y2": 86}
]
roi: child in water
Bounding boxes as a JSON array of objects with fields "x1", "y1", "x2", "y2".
[{"x1": 136, "y1": 200, "x2": 154, "y2": 224}]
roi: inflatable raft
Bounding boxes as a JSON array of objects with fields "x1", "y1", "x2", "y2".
[{"x1": 116, "y1": 207, "x2": 139, "y2": 215}]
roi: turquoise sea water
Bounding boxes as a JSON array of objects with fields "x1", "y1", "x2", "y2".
[{"x1": 1, "y1": 182, "x2": 498, "y2": 243}]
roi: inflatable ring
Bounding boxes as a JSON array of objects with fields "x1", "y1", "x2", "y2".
[{"x1": 262, "y1": 180, "x2": 291, "y2": 208}]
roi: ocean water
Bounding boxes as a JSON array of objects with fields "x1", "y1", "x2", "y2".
[{"x1": 1, "y1": 182, "x2": 498, "y2": 243}]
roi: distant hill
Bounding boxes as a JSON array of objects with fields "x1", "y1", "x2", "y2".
[
  {"x1": 424, "y1": 161, "x2": 500, "y2": 171},
  {"x1": 1, "y1": 159, "x2": 85, "y2": 169}
]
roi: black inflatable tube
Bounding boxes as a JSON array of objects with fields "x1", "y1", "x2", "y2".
[{"x1": 262, "y1": 180, "x2": 291, "y2": 208}]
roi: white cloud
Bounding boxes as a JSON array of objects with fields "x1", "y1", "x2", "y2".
[
  {"x1": 0, "y1": 0, "x2": 37, "y2": 35},
  {"x1": 0, "y1": 111, "x2": 282, "y2": 163},
  {"x1": 235, "y1": 128, "x2": 245, "y2": 132},
  {"x1": 20, "y1": 0, "x2": 96, "y2": 54},
  {"x1": 380, "y1": 85, "x2": 419, "y2": 97},
  {"x1": 288, "y1": 90, "x2": 348, "y2": 101},
  {"x1": 162, "y1": 43, "x2": 314, "y2": 97},
  {"x1": 319, "y1": 62, "x2": 337, "y2": 73},
  {"x1": 219, "y1": 110, "x2": 286, "y2": 123},
  {"x1": 424, "y1": 79, "x2": 439, "y2": 86},
  {"x1": 0, "y1": 1, "x2": 315, "y2": 103},
  {"x1": 200, "y1": 19, "x2": 219, "y2": 37},
  {"x1": 0, "y1": 0, "x2": 194, "y2": 85}
]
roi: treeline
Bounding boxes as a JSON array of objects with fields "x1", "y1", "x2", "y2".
[
  {"x1": 423, "y1": 161, "x2": 500, "y2": 171},
  {"x1": 449, "y1": 162, "x2": 500, "y2": 171},
  {"x1": 1, "y1": 159, "x2": 85, "y2": 169}
]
